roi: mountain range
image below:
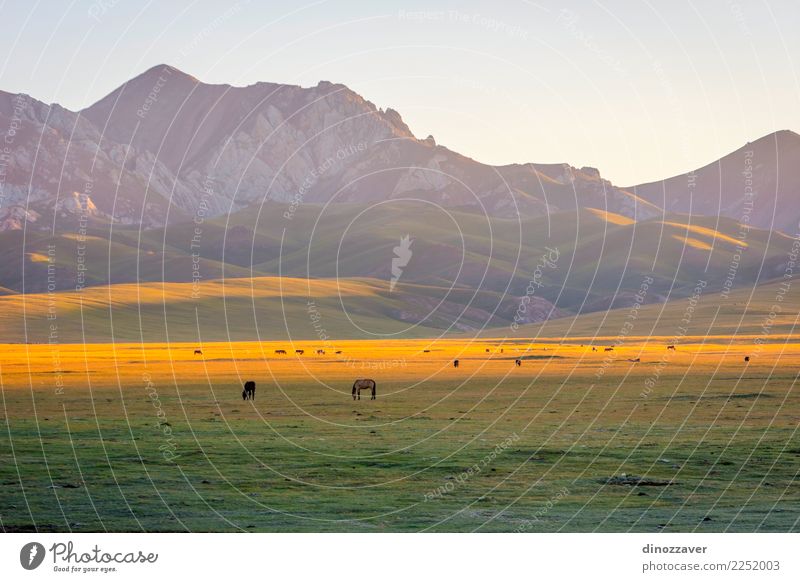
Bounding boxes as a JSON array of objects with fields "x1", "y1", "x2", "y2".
[{"x1": 1, "y1": 64, "x2": 798, "y2": 337}]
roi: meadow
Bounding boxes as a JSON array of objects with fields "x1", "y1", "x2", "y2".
[{"x1": 2, "y1": 338, "x2": 798, "y2": 532}]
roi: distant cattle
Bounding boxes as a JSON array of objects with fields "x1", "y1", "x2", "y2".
[
  {"x1": 592, "y1": 347, "x2": 597, "y2": 352},
  {"x1": 744, "y1": 356, "x2": 750, "y2": 362},
  {"x1": 485, "y1": 349, "x2": 490, "y2": 353},
  {"x1": 515, "y1": 359, "x2": 521, "y2": 367},
  {"x1": 453, "y1": 359, "x2": 459, "y2": 368},
  {"x1": 316, "y1": 349, "x2": 325, "y2": 355},
  {"x1": 274, "y1": 349, "x2": 287, "y2": 355},
  {"x1": 604, "y1": 347, "x2": 613, "y2": 352},
  {"x1": 242, "y1": 380, "x2": 256, "y2": 401},
  {"x1": 352, "y1": 378, "x2": 376, "y2": 400},
  {"x1": 423, "y1": 350, "x2": 431, "y2": 353},
  {"x1": 335, "y1": 350, "x2": 342, "y2": 354},
  {"x1": 667, "y1": 345, "x2": 676, "y2": 351},
  {"x1": 194, "y1": 349, "x2": 203, "y2": 355},
  {"x1": 295, "y1": 350, "x2": 304, "y2": 355}
]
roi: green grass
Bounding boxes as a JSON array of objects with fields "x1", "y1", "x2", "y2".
[
  {"x1": 2, "y1": 340, "x2": 798, "y2": 532},
  {"x1": 503, "y1": 279, "x2": 800, "y2": 340}
]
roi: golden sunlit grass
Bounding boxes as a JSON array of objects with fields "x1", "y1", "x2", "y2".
[
  {"x1": 2, "y1": 338, "x2": 798, "y2": 532},
  {"x1": 26, "y1": 252, "x2": 51, "y2": 263},
  {"x1": 586, "y1": 208, "x2": 635, "y2": 226},
  {"x1": 672, "y1": 235, "x2": 713, "y2": 251},
  {"x1": 662, "y1": 221, "x2": 747, "y2": 248}
]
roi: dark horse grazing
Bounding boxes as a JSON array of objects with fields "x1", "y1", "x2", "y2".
[
  {"x1": 515, "y1": 359, "x2": 521, "y2": 366},
  {"x1": 242, "y1": 380, "x2": 256, "y2": 400},
  {"x1": 194, "y1": 349, "x2": 202, "y2": 355},
  {"x1": 453, "y1": 359, "x2": 459, "y2": 368},
  {"x1": 352, "y1": 378, "x2": 376, "y2": 400}
]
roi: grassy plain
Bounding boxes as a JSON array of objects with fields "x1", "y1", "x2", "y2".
[{"x1": 2, "y1": 338, "x2": 798, "y2": 532}]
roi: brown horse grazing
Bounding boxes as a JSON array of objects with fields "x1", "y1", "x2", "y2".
[
  {"x1": 515, "y1": 359, "x2": 521, "y2": 366},
  {"x1": 352, "y1": 378, "x2": 376, "y2": 400},
  {"x1": 274, "y1": 349, "x2": 287, "y2": 355},
  {"x1": 453, "y1": 359, "x2": 459, "y2": 368},
  {"x1": 667, "y1": 345, "x2": 676, "y2": 350},
  {"x1": 295, "y1": 349, "x2": 304, "y2": 355},
  {"x1": 243, "y1": 380, "x2": 256, "y2": 400},
  {"x1": 194, "y1": 349, "x2": 203, "y2": 355}
]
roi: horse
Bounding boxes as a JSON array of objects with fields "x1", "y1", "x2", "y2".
[
  {"x1": 515, "y1": 359, "x2": 521, "y2": 366},
  {"x1": 295, "y1": 349, "x2": 304, "y2": 355},
  {"x1": 667, "y1": 345, "x2": 676, "y2": 351},
  {"x1": 316, "y1": 349, "x2": 325, "y2": 355},
  {"x1": 744, "y1": 356, "x2": 750, "y2": 362},
  {"x1": 352, "y1": 379, "x2": 376, "y2": 400},
  {"x1": 604, "y1": 347, "x2": 614, "y2": 352},
  {"x1": 194, "y1": 349, "x2": 203, "y2": 355},
  {"x1": 274, "y1": 349, "x2": 287, "y2": 355},
  {"x1": 453, "y1": 359, "x2": 459, "y2": 368},
  {"x1": 243, "y1": 380, "x2": 256, "y2": 401}
]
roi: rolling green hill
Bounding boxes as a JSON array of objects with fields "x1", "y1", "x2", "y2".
[
  {"x1": 494, "y1": 279, "x2": 799, "y2": 342},
  {"x1": 1, "y1": 201, "x2": 796, "y2": 341}
]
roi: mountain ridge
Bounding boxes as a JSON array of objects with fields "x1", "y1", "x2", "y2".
[{"x1": 2, "y1": 63, "x2": 670, "y2": 231}]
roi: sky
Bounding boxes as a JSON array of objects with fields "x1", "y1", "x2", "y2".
[{"x1": 1, "y1": 0, "x2": 798, "y2": 186}]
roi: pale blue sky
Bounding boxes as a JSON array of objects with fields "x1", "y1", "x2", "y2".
[{"x1": 1, "y1": 0, "x2": 798, "y2": 185}]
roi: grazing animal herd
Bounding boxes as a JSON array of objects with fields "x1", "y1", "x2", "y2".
[{"x1": 224, "y1": 342, "x2": 750, "y2": 402}]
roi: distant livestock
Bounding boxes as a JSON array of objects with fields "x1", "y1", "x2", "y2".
[
  {"x1": 316, "y1": 350, "x2": 325, "y2": 355},
  {"x1": 423, "y1": 350, "x2": 431, "y2": 353},
  {"x1": 453, "y1": 359, "x2": 459, "y2": 368},
  {"x1": 295, "y1": 350, "x2": 305, "y2": 355},
  {"x1": 486, "y1": 349, "x2": 490, "y2": 353},
  {"x1": 592, "y1": 347, "x2": 597, "y2": 352},
  {"x1": 352, "y1": 378, "x2": 377, "y2": 400},
  {"x1": 335, "y1": 350, "x2": 342, "y2": 354},
  {"x1": 194, "y1": 349, "x2": 203, "y2": 355},
  {"x1": 515, "y1": 359, "x2": 521, "y2": 367},
  {"x1": 744, "y1": 356, "x2": 750, "y2": 362},
  {"x1": 667, "y1": 345, "x2": 676, "y2": 351},
  {"x1": 242, "y1": 380, "x2": 256, "y2": 401},
  {"x1": 604, "y1": 347, "x2": 614, "y2": 352},
  {"x1": 275, "y1": 349, "x2": 287, "y2": 355}
]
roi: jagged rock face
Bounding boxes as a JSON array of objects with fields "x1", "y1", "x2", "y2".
[
  {"x1": 0, "y1": 90, "x2": 182, "y2": 230},
  {"x1": 0, "y1": 64, "x2": 670, "y2": 233},
  {"x1": 3, "y1": 64, "x2": 798, "y2": 234}
]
